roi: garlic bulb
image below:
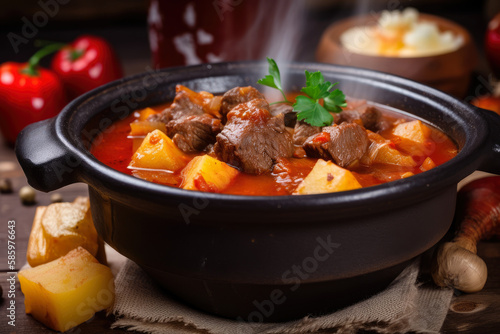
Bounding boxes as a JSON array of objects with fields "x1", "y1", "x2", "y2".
[{"x1": 432, "y1": 241, "x2": 487, "y2": 293}]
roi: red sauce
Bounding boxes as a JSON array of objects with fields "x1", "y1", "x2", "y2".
[
  {"x1": 313, "y1": 132, "x2": 331, "y2": 144},
  {"x1": 91, "y1": 114, "x2": 136, "y2": 176},
  {"x1": 90, "y1": 103, "x2": 458, "y2": 196}
]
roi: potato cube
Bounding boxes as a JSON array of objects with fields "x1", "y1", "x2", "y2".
[
  {"x1": 136, "y1": 107, "x2": 158, "y2": 121},
  {"x1": 129, "y1": 129, "x2": 189, "y2": 171},
  {"x1": 129, "y1": 121, "x2": 166, "y2": 136},
  {"x1": 420, "y1": 157, "x2": 437, "y2": 172},
  {"x1": 401, "y1": 172, "x2": 415, "y2": 178},
  {"x1": 132, "y1": 137, "x2": 145, "y2": 154},
  {"x1": 19, "y1": 247, "x2": 114, "y2": 332},
  {"x1": 181, "y1": 155, "x2": 239, "y2": 192},
  {"x1": 362, "y1": 132, "x2": 417, "y2": 167},
  {"x1": 27, "y1": 197, "x2": 105, "y2": 267},
  {"x1": 392, "y1": 120, "x2": 431, "y2": 143},
  {"x1": 293, "y1": 159, "x2": 362, "y2": 195}
]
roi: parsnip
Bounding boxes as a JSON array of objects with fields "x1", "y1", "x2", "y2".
[{"x1": 432, "y1": 176, "x2": 500, "y2": 293}]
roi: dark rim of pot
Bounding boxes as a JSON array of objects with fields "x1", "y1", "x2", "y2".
[{"x1": 53, "y1": 61, "x2": 488, "y2": 216}]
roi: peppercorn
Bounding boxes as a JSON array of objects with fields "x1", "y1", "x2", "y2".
[
  {"x1": 50, "y1": 193, "x2": 63, "y2": 203},
  {"x1": 0, "y1": 178, "x2": 13, "y2": 194},
  {"x1": 19, "y1": 186, "x2": 36, "y2": 205}
]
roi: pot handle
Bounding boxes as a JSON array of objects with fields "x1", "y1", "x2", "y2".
[
  {"x1": 15, "y1": 119, "x2": 81, "y2": 192},
  {"x1": 478, "y1": 108, "x2": 500, "y2": 174}
]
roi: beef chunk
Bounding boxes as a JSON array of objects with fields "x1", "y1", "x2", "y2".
[
  {"x1": 166, "y1": 115, "x2": 222, "y2": 153},
  {"x1": 270, "y1": 103, "x2": 297, "y2": 128},
  {"x1": 214, "y1": 99, "x2": 294, "y2": 174},
  {"x1": 147, "y1": 85, "x2": 220, "y2": 153},
  {"x1": 339, "y1": 103, "x2": 382, "y2": 132},
  {"x1": 147, "y1": 110, "x2": 172, "y2": 124},
  {"x1": 293, "y1": 120, "x2": 321, "y2": 145},
  {"x1": 169, "y1": 88, "x2": 205, "y2": 119},
  {"x1": 220, "y1": 86, "x2": 265, "y2": 122},
  {"x1": 304, "y1": 123, "x2": 369, "y2": 167},
  {"x1": 148, "y1": 85, "x2": 205, "y2": 123}
]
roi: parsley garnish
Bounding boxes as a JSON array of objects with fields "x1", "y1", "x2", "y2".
[
  {"x1": 257, "y1": 57, "x2": 347, "y2": 127},
  {"x1": 257, "y1": 58, "x2": 291, "y2": 104}
]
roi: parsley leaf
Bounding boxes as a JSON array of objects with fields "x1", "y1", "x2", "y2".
[
  {"x1": 301, "y1": 71, "x2": 333, "y2": 100},
  {"x1": 257, "y1": 57, "x2": 290, "y2": 103},
  {"x1": 324, "y1": 88, "x2": 347, "y2": 113},
  {"x1": 257, "y1": 58, "x2": 346, "y2": 127},
  {"x1": 294, "y1": 96, "x2": 334, "y2": 127},
  {"x1": 295, "y1": 72, "x2": 346, "y2": 126}
]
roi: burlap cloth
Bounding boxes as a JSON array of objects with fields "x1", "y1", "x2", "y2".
[{"x1": 109, "y1": 254, "x2": 453, "y2": 334}]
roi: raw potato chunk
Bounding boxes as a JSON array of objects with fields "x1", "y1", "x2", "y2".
[
  {"x1": 362, "y1": 131, "x2": 417, "y2": 167},
  {"x1": 293, "y1": 159, "x2": 362, "y2": 195},
  {"x1": 181, "y1": 155, "x2": 239, "y2": 192},
  {"x1": 392, "y1": 120, "x2": 431, "y2": 143},
  {"x1": 129, "y1": 129, "x2": 189, "y2": 171},
  {"x1": 27, "y1": 197, "x2": 106, "y2": 267},
  {"x1": 19, "y1": 247, "x2": 114, "y2": 332}
]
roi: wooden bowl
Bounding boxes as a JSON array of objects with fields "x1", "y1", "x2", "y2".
[{"x1": 316, "y1": 14, "x2": 478, "y2": 98}]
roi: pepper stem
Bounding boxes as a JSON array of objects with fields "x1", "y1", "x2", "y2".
[
  {"x1": 21, "y1": 43, "x2": 66, "y2": 77},
  {"x1": 70, "y1": 49, "x2": 84, "y2": 61}
]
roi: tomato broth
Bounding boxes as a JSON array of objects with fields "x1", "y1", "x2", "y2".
[{"x1": 91, "y1": 98, "x2": 457, "y2": 196}]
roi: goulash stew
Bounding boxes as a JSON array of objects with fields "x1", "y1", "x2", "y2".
[{"x1": 91, "y1": 85, "x2": 457, "y2": 196}]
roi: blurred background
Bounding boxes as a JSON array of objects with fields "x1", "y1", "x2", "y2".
[{"x1": 0, "y1": 0, "x2": 496, "y2": 76}]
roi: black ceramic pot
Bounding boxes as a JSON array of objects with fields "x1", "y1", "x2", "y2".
[{"x1": 16, "y1": 62, "x2": 500, "y2": 322}]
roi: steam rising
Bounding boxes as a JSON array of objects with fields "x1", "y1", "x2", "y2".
[
  {"x1": 235, "y1": 0, "x2": 306, "y2": 64},
  {"x1": 228, "y1": 0, "x2": 306, "y2": 98}
]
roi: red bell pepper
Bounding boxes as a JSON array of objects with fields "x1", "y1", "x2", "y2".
[
  {"x1": 51, "y1": 35, "x2": 123, "y2": 99},
  {"x1": 0, "y1": 44, "x2": 67, "y2": 146}
]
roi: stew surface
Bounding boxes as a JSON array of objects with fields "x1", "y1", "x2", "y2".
[{"x1": 91, "y1": 85, "x2": 457, "y2": 196}]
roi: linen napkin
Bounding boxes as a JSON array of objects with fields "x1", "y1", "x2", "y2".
[{"x1": 110, "y1": 258, "x2": 453, "y2": 334}]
